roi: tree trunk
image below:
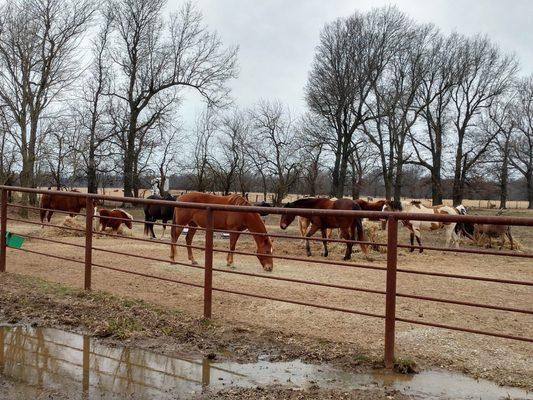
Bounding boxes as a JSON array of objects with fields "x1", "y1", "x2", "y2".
[
  {"x1": 452, "y1": 135, "x2": 465, "y2": 206},
  {"x1": 123, "y1": 114, "x2": 137, "y2": 198},
  {"x1": 499, "y1": 155, "x2": 509, "y2": 209},
  {"x1": 393, "y1": 159, "x2": 403, "y2": 202},
  {"x1": 430, "y1": 168, "x2": 443, "y2": 205},
  {"x1": 526, "y1": 172, "x2": 533, "y2": 210},
  {"x1": 330, "y1": 149, "x2": 342, "y2": 197}
]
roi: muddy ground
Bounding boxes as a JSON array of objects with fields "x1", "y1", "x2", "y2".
[{"x1": 2, "y1": 207, "x2": 533, "y2": 390}]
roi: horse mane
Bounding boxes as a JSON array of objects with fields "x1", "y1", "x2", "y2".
[
  {"x1": 112, "y1": 208, "x2": 133, "y2": 220},
  {"x1": 285, "y1": 198, "x2": 323, "y2": 208},
  {"x1": 226, "y1": 194, "x2": 250, "y2": 206},
  {"x1": 410, "y1": 200, "x2": 422, "y2": 208}
]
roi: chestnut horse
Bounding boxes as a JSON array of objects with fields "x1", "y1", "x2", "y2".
[
  {"x1": 97, "y1": 208, "x2": 133, "y2": 234},
  {"x1": 280, "y1": 198, "x2": 368, "y2": 260},
  {"x1": 170, "y1": 192, "x2": 274, "y2": 271},
  {"x1": 40, "y1": 189, "x2": 86, "y2": 224},
  {"x1": 355, "y1": 199, "x2": 387, "y2": 220}
]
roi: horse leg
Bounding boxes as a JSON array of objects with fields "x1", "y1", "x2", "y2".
[
  {"x1": 409, "y1": 231, "x2": 415, "y2": 253},
  {"x1": 185, "y1": 225, "x2": 198, "y2": 265},
  {"x1": 321, "y1": 229, "x2": 328, "y2": 257},
  {"x1": 415, "y1": 231, "x2": 423, "y2": 253},
  {"x1": 305, "y1": 224, "x2": 320, "y2": 257},
  {"x1": 47, "y1": 211, "x2": 53, "y2": 223},
  {"x1": 227, "y1": 232, "x2": 241, "y2": 268},
  {"x1": 507, "y1": 230, "x2": 515, "y2": 250},
  {"x1": 170, "y1": 225, "x2": 184, "y2": 262},
  {"x1": 160, "y1": 219, "x2": 167, "y2": 240},
  {"x1": 340, "y1": 227, "x2": 352, "y2": 260}
]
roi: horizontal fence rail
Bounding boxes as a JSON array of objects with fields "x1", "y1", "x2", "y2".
[{"x1": 1, "y1": 185, "x2": 532, "y2": 370}]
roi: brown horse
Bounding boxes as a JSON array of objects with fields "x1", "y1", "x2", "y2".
[
  {"x1": 170, "y1": 192, "x2": 274, "y2": 271},
  {"x1": 97, "y1": 208, "x2": 133, "y2": 234},
  {"x1": 280, "y1": 198, "x2": 368, "y2": 260},
  {"x1": 40, "y1": 189, "x2": 86, "y2": 224},
  {"x1": 355, "y1": 199, "x2": 387, "y2": 219}
]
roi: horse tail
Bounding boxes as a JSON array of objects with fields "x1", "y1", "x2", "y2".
[
  {"x1": 143, "y1": 206, "x2": 151, "y2": 236},
  {"x1": 39, "y1": 194, "x2": 47, "y2": 223},
  {"x1": 352, "y1": 204, "x2": 368, "y2": 255}
]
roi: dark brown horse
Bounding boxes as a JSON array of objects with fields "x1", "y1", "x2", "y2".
[
  {"x1": 39, "y1": 189, "x2": 86, "y2": 224},
  {"x1": 280, "y1": 198, "x2": 368, "y2": 260},
  {"x1": 170, "y1": 192, "x2": 274, "y2": 271}
]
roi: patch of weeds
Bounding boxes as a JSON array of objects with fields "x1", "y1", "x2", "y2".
[
  {"x1": 394, "y1": 358, "x2": 417, "y2": 374},
  {"x1": 317, "y1": 338, "x2": 330, "y2": 346},
  {"x1": 200, "y1": 318, "x2": 213, "y2": 328},
  {"x1": 106, "y1": 316, "x2": 143, "y2": 340},
  {"x1": 353, "y1": 354, "x2": 370, "y2": 364}
]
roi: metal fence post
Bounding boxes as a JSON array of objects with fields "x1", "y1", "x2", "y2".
[
  {"x1": 384, "y1": 216, "x2": 398, "y2": 368},
  {"x1": 203, "y1": 207, "x2": 214, "y2": 319},
  {"x1": 0, "y1": 189, "x2": 7, "y2": 273},
  {"x1": 84, "y1": 198, "x2": 94, "y2": 290}
]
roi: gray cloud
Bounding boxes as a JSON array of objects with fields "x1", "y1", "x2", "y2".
[{"x1": 172, "y1": 0, "x2": 533, "y2": 128}]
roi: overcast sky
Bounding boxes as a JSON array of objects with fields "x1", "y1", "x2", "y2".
[{"x1": 170, "y1": 0, "x2": 533, "y2": 129}]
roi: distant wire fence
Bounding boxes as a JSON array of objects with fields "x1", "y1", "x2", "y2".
[{"x1": 1, "y1": 185, "x2": 532, "y2": 369}]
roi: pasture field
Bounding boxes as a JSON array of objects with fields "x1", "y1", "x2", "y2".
[
  {"x1": 3, "y1": 206, "x2": 533, "y2": 389},
  {"x1": 36, "y1": 187, "x2": 533, "y2": 209}
]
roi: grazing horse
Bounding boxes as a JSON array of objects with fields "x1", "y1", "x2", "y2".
[
  {"x1": 40, "y1": 189, "x2": 87, "y2": 224},
  {"x1": 280, "y1": 198, "x2": 368, "y2": 260},
  {"x1": 382, "y1": 200, "x2": 459, "y2": 252},
  {"x1": 474, "y1": 224, "x2": 515, "y2": 250},
  {"x1": 97, "y1": 208, "x2": 133, "y2": 234},
  {"x1": 144, "y1": 193, "x2": 177, "y2": 239},
  {"x1": 170, "y1": 192, "x2": 274, "y2": 271}
]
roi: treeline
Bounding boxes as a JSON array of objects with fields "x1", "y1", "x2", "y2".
[{"x1": 0, "y1": 1, "x2": 532, "y2": 208}]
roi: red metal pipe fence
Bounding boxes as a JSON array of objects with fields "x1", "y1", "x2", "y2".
[{"x1": 1, "y1": 185, "x2": 532, "y2": 369}]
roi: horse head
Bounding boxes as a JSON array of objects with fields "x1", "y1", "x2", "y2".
[
  {"x1": 256, "y1": 236, "x2": 274, "y2": 271},
  {"x1": 279, "y1": 202, "x2": 297, "y2": 230},
  {"x1": 383, "y1": 200, "x2": 403, "y2": 212},
  {"x1": 163, "y1": 192, "x2": 177, "y2": 201}
]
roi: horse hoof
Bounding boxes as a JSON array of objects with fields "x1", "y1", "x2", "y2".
[{"x1": 191, "y1": 261, "x2": 198, "y2": 266}]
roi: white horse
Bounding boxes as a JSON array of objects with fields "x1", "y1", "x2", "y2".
[{"x1": 383, "y1": 200, "x2": 460, "y2": 252}]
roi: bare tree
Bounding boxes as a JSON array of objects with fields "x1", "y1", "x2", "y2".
[
  {"x1": 209, "y1": 109, "x2": 248, "y2": 195},
  {"x1": 297, "y1": 113, "x2": 328, "y2": 196},
  {"x1": 153, "y1": 126, "x2": 182, "y2": 195},
  {"x1": 249, "y1": 100, "x2": 300, "y2": 205},
  {"x1": 75, "y1": 13, "x2": 115, "y2": 194},
  {"x1": 363, "y1": 23, "x2": 433, "y2": 201},
  {"x1": 449, "y1": 35, "x2": 518, "y2": 205},
  {"x1": 0, "y1": 0, "x2": 95, "y2": 205},
  {"x1": 0, "y1": 109, "x2": 17, "y2": 185},
  {"x1": 107, "y1": 0, "x2": 238, "y2": 197},
  {"x1": 510, "y1": 75, "x2": 533, "y2": 208},
  {"x1": 305, "y1": 6, "x2": 407, "y2": 197},
  {"x1": 410, "y1": 33, "x2": 460, "y2": 205},
  {"x1": 189, "y1": 108, "x2": 216, "y2": 192},
  {"x1": 481, "y1": 96, "x2": 516, "y2": 208}
]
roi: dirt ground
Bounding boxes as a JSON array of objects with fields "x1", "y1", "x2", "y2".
[{"x1": 3, "y1": 207, "x2": 533, "y2": 389}]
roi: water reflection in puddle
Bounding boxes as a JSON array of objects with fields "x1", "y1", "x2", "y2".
[{"x1": 0, "y1": 325, "x2": 530, "y2": 399}]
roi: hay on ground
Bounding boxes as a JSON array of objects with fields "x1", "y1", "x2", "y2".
[{"x1": 38, "y1": 216, "x2": 86, "y2": 238}]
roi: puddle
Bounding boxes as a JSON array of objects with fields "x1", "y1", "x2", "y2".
[{"x1": 0, "y1": 325, "x2": 530, "y2": 399}]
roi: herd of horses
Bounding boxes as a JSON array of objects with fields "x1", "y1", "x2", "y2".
[{"x1": 37, "y1": 189, "x2": 516, "y2": 271}]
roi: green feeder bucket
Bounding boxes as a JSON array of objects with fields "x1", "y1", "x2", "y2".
[{"x1": 6, "y1": 232, "x2": 25, "y2": 249}]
